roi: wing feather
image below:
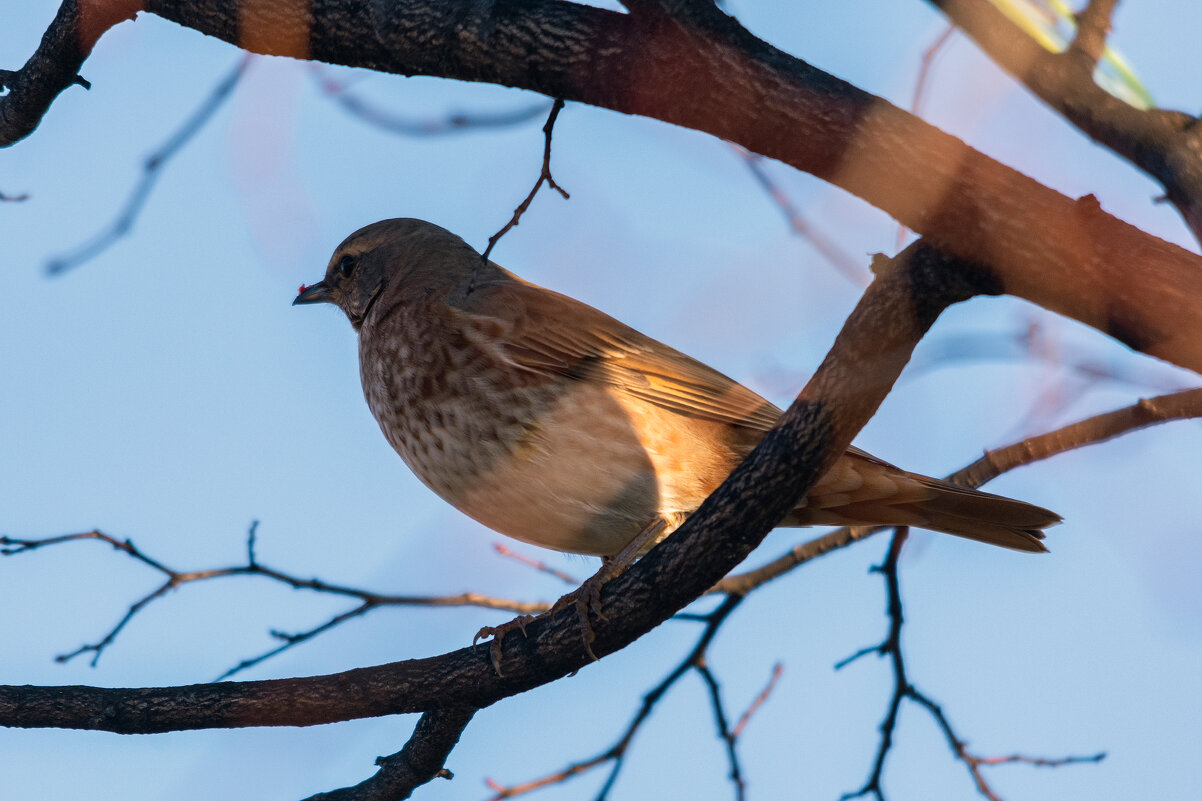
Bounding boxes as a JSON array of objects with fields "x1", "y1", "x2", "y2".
[{"x1": 457, "y1": 277, "x2": 781, "y2": 431}]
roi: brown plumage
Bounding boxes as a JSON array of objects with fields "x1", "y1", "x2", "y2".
[{"x1": 294, "y1": 218, "x2": 1059, "y2": 560}]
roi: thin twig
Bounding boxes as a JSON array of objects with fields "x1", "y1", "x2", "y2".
[
  {"x1": 730, "y1": 143, "x2": 870, "y2": 286},
  {"x1": 731, "y1": 662, "x2": 783, "y2": 739},
  {"x1": 477, "y1": 98, "x2": 569, "y2": 268},
  {"x1": 492, "y1": 543, "x2": 580, "y2": 586},
  {"x1": 44, "y1": 54, "x2": 252, "y2": 276},
  {"x1": 1, "y1": 190, "x2": 30, "y2": 202},
  {"x1": 695, "y1": 660, "x2": 746, "y2": 801},
  {"x1": 840, "y1": 530, "x2": 1104, "y2": 801},
  {"x1": 897, "y1": 23, "x2": 956, "y2": 250},
  {"x1": 0, "y1": 525, "x2": 549, "y2": 676},
  {"x1": 484, "y1": 595, "x2": 746, "y2": 800}
]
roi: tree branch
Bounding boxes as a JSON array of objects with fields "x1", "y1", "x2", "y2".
[
  {"x1": 839, "y1": 530, "x2": 1105, "y2": 801},
  {"x1": 928, "y1": 0, "x2": 1202, "y2": 242},
  {"x1": 0, "y1": 239, "x2": 986, "y2": 734},
  {"x1": 44, "y1": 54, "x2": 252, "y2": 275},
  {"x1": 479, "y1": 97, "x2": 569, "y2": 266},
  {"x1": 484, "y1": 595, "x2": 748, "y2": 800},
  {"x1": 304, "y1": 707, "x2": 475, "y2": 801},
  {"x1": 5, "y1": 1, "x2": 1202, "y2": 372},
  {"x1": 715, "y1": 386, "x2": 1202, "y2": 597},
  {"x1": 0, "y1": 526, "x2": 551, "y2": 679}
]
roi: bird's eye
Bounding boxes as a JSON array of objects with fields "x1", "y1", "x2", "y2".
[{"x1": 338, "y1": 254, "x2": 357, "y2": 278}]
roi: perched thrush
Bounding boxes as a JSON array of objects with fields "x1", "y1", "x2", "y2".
[{"x1": 295, "y1": 219, "x2": 1058, "y2": 656}]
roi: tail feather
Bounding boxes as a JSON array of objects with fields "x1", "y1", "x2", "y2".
[{"x1": 786, "y1": 470, "x2": 1060, "y2": 553}]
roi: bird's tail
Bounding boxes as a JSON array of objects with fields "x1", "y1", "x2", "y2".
[{"x1": 784, "y1": 471, "x2": 1060, "y2": 553}]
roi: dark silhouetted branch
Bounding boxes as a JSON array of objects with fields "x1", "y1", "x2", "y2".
[
  {"x1": 304, "y1": 706, "x2": 475, "y2": 801},
  {"x1": 485, "y1": 594, "x2": 749, "y2": 800},
  {"x1": 0, "y1": 524, "x2": 550, "y2": 678},
  {"x1": 839, "y1": 530, "x2": 1104, "y2": 801},
  {"x1": 479, "y1": 98, "x2": 570, "y2": 267}
]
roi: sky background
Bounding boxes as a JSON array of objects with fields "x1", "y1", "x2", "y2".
[{"x1": 2, "y1": 2, "x2": 1201, "y2": 800}]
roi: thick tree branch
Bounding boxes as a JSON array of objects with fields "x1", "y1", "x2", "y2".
[
  {"x1": 4, "y1": 1, "x2": 1202, "y2": 373},
  {"x1": 0, "y1": 240, "x2": 987, "y2": 734},
  {"x1": 304, "y1": 707, "x2": 474, "y2": 801},
  {"x1": 928, "y1": 0, "x2": 1202, "y2": 242}
]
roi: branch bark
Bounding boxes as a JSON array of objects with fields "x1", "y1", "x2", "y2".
[
  {"x1": 928, "y1": 0, "x2": 1202, "y2": 243},
  {"x1": 3, "y1": 1, "x2": 1202, "y2": 374},
  {"x1": 0, "y1": 240, "x2": 991, "y2": 734}
]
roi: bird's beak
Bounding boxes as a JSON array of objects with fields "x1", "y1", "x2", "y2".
[{"x1": 293, "y1": 280, "x2": 333, "y2": 306}]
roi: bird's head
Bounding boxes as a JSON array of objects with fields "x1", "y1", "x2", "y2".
[{"x1": 293, "y1": 218, "x2": 481, "y2": 329}]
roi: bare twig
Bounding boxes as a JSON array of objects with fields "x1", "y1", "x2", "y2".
[
  {"x1": 730, "y1": 144, "x2": 870, "y2": 286},
  {"x1": 0, "y1": 525, "x2": 549, "y2": 677},
  {"x1": 910, "y1": 24, "x2": 957, "y2": 118},
  {"x1": 484, "y1": 595, "x2": 747, "y2": 800},
  {"x1": 731, "y1": 662, "x2": 783, "y2": 739},
  {"x1": 839, "y1": 530, "x2": 1105, "y2": 801},
  {"x1": 44, "y1": 54, "x2": 252, "y2": 276},
  {"x1": 951, "y1": 387, "x2": 1202, "y2": 488},
  {"x1": 1, "y1": 190, "x2": 30, "y2": 201},
  {"x1": 477, "y1": 98, "x2": 569, "y2": 268},
  {"x1": 308, "y1": 65, "x2": 551, "y2": 136},
  {"x1": 909, "y1": 691, "x2": 1105, "y2": 801},
  {"x1": 696, "y1": 660, "x2": 746, "y2": 801},
  {"x1": 492, "y1": 543, "x2": 580, "y2": 586},
  {"x1": 716, "y1": 386, "x2": 1202, "y2": 598}
]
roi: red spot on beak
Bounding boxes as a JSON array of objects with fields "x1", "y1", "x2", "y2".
[{"x1": 298, "y1": 283, "x2": 310, "y2": 294}]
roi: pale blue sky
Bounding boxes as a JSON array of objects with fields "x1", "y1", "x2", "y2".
[{"x1": 2, "y1": 2, "x2": 1200, "y2": 800}]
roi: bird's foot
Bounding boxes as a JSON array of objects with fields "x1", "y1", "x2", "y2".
[
  {"x1": 474, "y1": 614, "x2": 534, "y2": 676},
  {"x1": 548, "y1": 574, "x2": 608, "y2": 662},
  {"x1": 474, "y1": 517, "x2": 675, "y2": 673}
]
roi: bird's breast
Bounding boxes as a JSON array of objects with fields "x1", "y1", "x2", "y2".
[{"x1": 357, "y1": 316, "x2": 677, "y2": 554}]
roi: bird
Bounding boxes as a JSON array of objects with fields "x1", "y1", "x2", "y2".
[{"x1": 294, "y1": 218, "x2": 1059, "y2": 659}]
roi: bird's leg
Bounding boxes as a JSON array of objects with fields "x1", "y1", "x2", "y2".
[
  {"x1": 476, "y1": 515, "x2": 679, "y2": 673},
  {"x1": 554, "y1": 515, "x2": 678, "y2": 661}
]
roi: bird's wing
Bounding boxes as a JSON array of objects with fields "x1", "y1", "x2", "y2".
[{"x1": 458, "y1": 277, "x2": 782, "y2": 431}]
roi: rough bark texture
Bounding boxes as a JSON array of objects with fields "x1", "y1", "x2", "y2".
[
  {"x1": 0, "y1": 242, "x2": 985, "y2": 733},
  {"x1": 4, "y1": 0, "x2": 1200, "y2": 378}
]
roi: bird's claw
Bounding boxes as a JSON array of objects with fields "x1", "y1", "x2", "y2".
[
  {"x1": 474, "y1": 614, "x2": 533, "y2": 676},
  {"x1": 476, "y1": 569, "x2": 614, "y2": 674},
  {"x1": 548, "y1": 576, "x2": 607, "y2": 662}
]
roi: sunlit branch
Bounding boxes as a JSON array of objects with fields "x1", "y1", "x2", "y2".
[{"x1": 715, "y1": 386, "x2": 1202, "y2": 597}]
